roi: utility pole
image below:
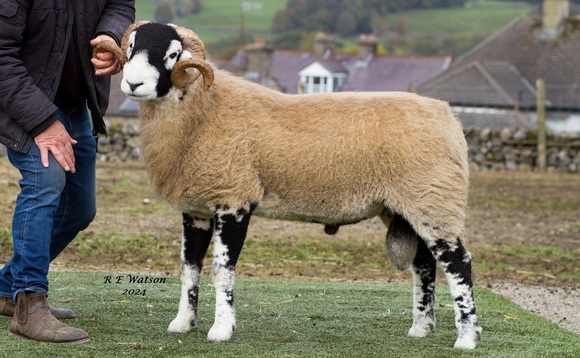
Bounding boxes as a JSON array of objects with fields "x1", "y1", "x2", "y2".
[
  {"x1": 240, "y1": 1, "x2": 262, "y2": 46},
  {"x1": 240, "y1": 2, "x2": 245, "y2": 46},
  {"x1": 536, "y1": 78, "x2": 547, "y2": 172}
]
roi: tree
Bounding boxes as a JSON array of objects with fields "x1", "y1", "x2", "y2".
[
  {"x1": 336, "y1": 10, "x2": 357, "y2": 35},
  {"x1": 155, "y1": 1, "x2": 173, "y2": 23},
  {"x1": 393, "y1": 16, "x2": 408, "y2": 36},
  {"x1": 271, "y1": 9, "x2": 296, "y2": 33},
  {"x1": 190, "y1": 0, "x2": 202, "y2": 14},
  {"x1": 271, "y1": 0, "x2": 468, "y2": 36},
  {"x1": 369, "y1": 10, "x2": 388, "y2": 36}
]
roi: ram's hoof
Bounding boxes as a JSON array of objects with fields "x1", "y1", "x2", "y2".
[
  {"x1": 407, "y1": 317, "x2": 435, "y2": 338},
  {"x1": 453, "y1": 325, "x2": 481, "y2": 349},
  {"x1": 167, "y1": 316, "x2": 194, "y2": 334},
  {"x1": 207, "y1": 323, "x2": 235, "y2": 342},
  {"x1": 454, "y1": 336, "x2": 477, "y2": 349}
]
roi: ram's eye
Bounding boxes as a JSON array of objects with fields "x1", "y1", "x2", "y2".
[{"x1": 169, "y1": 52, "x2": 178, "y2": 60}]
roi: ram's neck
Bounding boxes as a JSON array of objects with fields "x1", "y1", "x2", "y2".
[{"x1": 138, "y1": 99, "x2": 194, "y2": 204}]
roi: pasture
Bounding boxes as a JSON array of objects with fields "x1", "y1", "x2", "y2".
[
  {"x1": 135, "y1": 0, "x2": 533, "y2": 53},
  {"x1": 0, "y1": 157, "x2": 578, "y2": 356}
]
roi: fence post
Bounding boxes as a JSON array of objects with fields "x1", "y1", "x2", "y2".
[{"x1": 536, "y1": 79, "x2": 547, "y2": 172}]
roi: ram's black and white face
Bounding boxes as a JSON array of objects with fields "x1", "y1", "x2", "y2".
[{"x1": 121, "y1": 23, "x2": 193, "y2": 101}]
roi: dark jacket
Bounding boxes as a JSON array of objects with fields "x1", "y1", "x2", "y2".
[{"x1": 0, "y1": 0, "x2": 135, "y2": 153}]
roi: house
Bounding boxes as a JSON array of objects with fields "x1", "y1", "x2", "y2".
[
  {"x1": 418, "y1": 0, "x2": 580, "y2": 131},
  {"x1": 222, "y1": 32, "x2": 451, "y2": 95}
]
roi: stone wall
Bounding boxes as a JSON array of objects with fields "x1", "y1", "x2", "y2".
[
  {"x1": 94, "y1": 119, "x2": 142, "y2": 162},
  {"x1": 2, "y1": 118, "x2": 579, "y2": 173},
  {"x1": 465, "y1": 127, "x2": 580, "y2": 173}
]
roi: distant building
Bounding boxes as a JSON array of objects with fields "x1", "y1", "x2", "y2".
[
  {"x1": 221, "y1": 32, "x2": 451, "y2": 95},
  {"x1": 418, "y1": 0, "x2": 580, "y2": 131}
]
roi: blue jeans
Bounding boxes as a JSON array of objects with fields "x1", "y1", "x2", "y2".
[{"x1": 0, "y1": 100, "x2": 97, "y2": 302}]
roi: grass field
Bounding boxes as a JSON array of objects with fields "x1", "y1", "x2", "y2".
[
  {"x1": 136, "y1": 0, "x2": 288, "y2": 43},
  {"x1": 135, "y1": 0, "x2": 533, "y2": 55},
  {"x1": 0, "y1": 272, "x2": 578, "y2": 357},
  {"x1": 383, "y1": 4, "x2": 530, "y2": 37}
]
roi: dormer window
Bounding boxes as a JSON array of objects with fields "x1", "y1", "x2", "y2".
[
  {"x1": 305, "y1": 76, "x2": 329, "y2": 93},
  {"x1": 298, "y1": 61, "x2": 347, "y2": 94}
]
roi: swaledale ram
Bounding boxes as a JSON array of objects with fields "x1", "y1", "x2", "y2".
[{"x1": 94, "y1": 21, "x2": 481, "y2": 349}]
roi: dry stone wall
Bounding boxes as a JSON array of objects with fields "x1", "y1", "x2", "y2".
[{"x1": 465, "y1": 127, "x2": 580, "y2": 173}]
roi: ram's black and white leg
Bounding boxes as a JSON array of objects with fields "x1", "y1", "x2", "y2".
[
  {"x1": 408, "y1": 237, "x2": 437, "y2": 338},
  {"x1": 207, "y1": 203, "x2": 255, "y2": 342},
  {"x1": 429, "y1": 238, "x2": 481, "y2": 349},
  {"x1": 168, "y1": 213, "x2": 213, "y2": 333}
]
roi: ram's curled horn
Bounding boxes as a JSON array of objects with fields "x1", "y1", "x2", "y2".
[
  {"x1": 171, "y1": 58, "x2": 214, "y2": 90},
  {"x1": 170, "y1": 25, "x2": 215, "y2": 90},
  {"x1": 121, "y1": 20, "x2": 151, "y2": 55},
  {"x1": 92, "y1": 40, "x2": 126, "y2": 68},
  {"x1": 92, "y1": 21, "x2": 151, "y2": 68}
]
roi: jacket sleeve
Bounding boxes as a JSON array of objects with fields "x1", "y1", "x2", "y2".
[
  {"x1": 0, "y1": 0, "x2": 58, "y2": 134},
  {"x1": 95, "y1": 0, "x2": 135, "y2": 45}
]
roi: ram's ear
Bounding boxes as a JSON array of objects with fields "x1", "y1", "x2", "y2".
[{"x1": 171, "y1": 58, "x2": 214, "y2": 90}]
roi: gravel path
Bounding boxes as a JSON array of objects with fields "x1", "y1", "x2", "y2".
[{"x1": 491, "y1": 283, "x2": 580, "y2": 335}]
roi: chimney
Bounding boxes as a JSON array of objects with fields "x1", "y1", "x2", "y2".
[
  {"x1": 542, "y1": 0, "x2": 569, "y2": 36},
  {"x1": 244, "y1": 38, "x2": 274, "y2": 81},
  {"x1": 356, "y1": 34, "x2": 378, "y2": 61},
  {"x1": 313, "y1": 32, "x2": 335, "y2": 59}
]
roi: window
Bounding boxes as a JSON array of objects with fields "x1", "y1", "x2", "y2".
[
  {"x1": 304, "y1": 75, "x2": 331, "y2": 94},
  {"x1": 299, "y1": 62, "x2": 348, "y2": 94}
]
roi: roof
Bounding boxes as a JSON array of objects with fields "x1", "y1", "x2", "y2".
[
  {"x1": 418, "y1": 15, "x2": 580, "y2": 111},
  {"x1": 271, "y1": 51, "x2": 450, "y2": 94},
  {"x1": 341, "y1": 55, "x2": 451, "y2": 92},
  {"x1": 299, "y1": 60, "x2": 348, "y2": 77},
  {"x1": 453, "y1": 106, "x2": 535, "y2": 130},
  {"x1": 271, "y1": 51, "x2": 318, "y2": 94},
  {"x1": 420, "y1": 60, "x2": 536, "y2": 108}
]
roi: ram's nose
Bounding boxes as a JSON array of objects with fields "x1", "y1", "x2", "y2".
[{"x1": 127, "y1": 81, "x2": 144, "y2": 93}]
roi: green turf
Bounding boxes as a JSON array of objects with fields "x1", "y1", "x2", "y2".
[{"x1": 0, "y1": 272, "x2": 578, "y2": 357}]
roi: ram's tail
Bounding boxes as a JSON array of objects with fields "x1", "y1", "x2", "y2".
[{"x1": 386, "y1": 214, "x2": 419, "y2": 271}]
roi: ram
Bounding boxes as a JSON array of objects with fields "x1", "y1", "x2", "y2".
[{"x1": 95, "y1": 22, "x2": 481, "y2": 349}]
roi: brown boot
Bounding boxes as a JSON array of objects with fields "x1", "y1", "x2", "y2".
[
  {"x1": 9, "y1": 292, "x2": 90, "y2": 344},
  {"x1": 0, "y1": 296, "x2": 77, "y2": 320},
  {"x1": 0, "y1": 296, "x2": 14, "y2": 319}
]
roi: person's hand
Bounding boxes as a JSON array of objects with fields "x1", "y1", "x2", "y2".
[
  {"x1": 90, "y1": 35, "x2": 122, "y2": 76},
  {"x1": 34, "y1": 120, "x2": 77, "y2": 172}
]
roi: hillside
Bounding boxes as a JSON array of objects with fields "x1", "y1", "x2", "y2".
[{"x1": 135, "y1": 0, "x2": 533, "y2": 58}]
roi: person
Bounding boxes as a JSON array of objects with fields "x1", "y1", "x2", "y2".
[{"x1": 0, "y1": 1, "x2": 135, "y2": 343}]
